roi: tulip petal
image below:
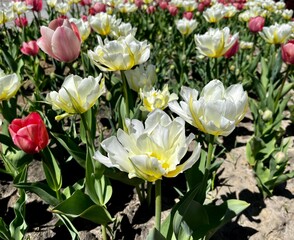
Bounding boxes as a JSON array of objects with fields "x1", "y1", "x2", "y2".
[
  {"x1": 99, "y1": 136, "x2": 134, "y2": 173},
  {"x1": 130, "y1": 155, "x2": 165, "y2": 182},
  {"x1": 37, "y1": 26, "x2": 55, "y2": 58},
  {"x1": 51, "y1": 26, "x2": 81, "y2": 62},
  {"x1": 165, "y1": 143, "x2": 201, "y2": 178}
]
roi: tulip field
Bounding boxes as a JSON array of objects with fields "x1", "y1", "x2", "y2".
[{"x1": 0, "y1": 0, "x2": 294, "y2": 239}]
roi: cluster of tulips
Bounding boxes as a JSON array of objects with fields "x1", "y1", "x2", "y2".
[{"x1": 0, "y1": 0, "x2": 294, "y2": 239}]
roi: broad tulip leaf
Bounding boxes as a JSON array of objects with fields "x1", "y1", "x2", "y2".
[
  {"x1": 56, "y1": 214, "x2": 79, "y2": 240},
  {"x1": 14, "y1": 182, "x2": 59, "y2": 206},
  {"x1": 9, "y1": 190, "x2": 27, "y2": 240},
  {"x1": 52, "y1": 190, "x2": 113, "y2": 225},
  {"x1": 0, "y1": 218, "x2": 11, "y2": 240},
  {"x1": 52, "y1": 133, "x2": 86, "y2": 168},
  {"x1": 42, "y1": 147, "x2": 62, "y2": 192},
  {"x1": 146, "y1": 228, "x2": 166, "y2": 240}
]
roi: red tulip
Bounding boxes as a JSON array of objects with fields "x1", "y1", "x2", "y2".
[
  {"x1": 26, "y1": 0, "x2": 43, "y2": 12},
  {"x1": 37, "y1": 18, "x2": 81, "y2": 62},
  {"x1": 9, "y1": 112, "x2": 49, "y2": 154},
  {"x1": 20, "y1": 40, "x2": 39, "y2": 56},
  {"x1": 282, "y1": 39, "x2": 294, "y2": 65},
  {"x1": 248, "y1": 16, "x2": 265, "y2": 33}
]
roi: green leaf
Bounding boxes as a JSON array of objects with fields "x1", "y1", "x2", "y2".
[
  {"x1": 56, "y1": 214, "x2": 80, "y2": 240},
  {"x1": 14, "y1": 182, "x2": 59, "y2": 206},
  {"x1": 146, "y1": 228, "x2": 166, "y2": 240},
  {"x1": 52, "y1": 190, "x2": 113, "y2": 225},
  {"x1": 194, "y1": 199, "x2": 250, "y2": 239},
  {"x1": 41, "y1": 147, "x2": 62, "y2": 192},
  {"x1": 174, "y1": 200, "x2": 209, "y2": 239},
  {"x1": 9, "y1": 190, "x2": 27, "y2": 240},
  {"x1": 52, "y1": 133, "x2": 86, "y2": 168},
  {"x1": 0, "y1": 218, "x2": 11, "y2": 240},
  {"x1": 1, "y1": 46, "x2": 17, "y2": 72}
]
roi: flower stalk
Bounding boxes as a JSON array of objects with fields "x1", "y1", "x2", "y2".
[{"x1": 155, "y1": 179, "x2": 162, "y2": 232}]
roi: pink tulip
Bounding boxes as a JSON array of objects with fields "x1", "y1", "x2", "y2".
[
  {"x1": 147, "y1": 6, "x2": 156, "y2": 14},
  {"x1": 93, "y1": 2, "x2": 107, "y2": 13},
  {"x1": 168, "y1": 5, "x2": 178, "y2": 16},
  {"x1": 37, "y1": 19, "x2": 81, "y2": 62},
  {"x1": 26, "y1": 0, "x2": 43, "y2": 12},
  {"x1": 183, "y1": 11, "x2": 193, "y2": 20},
  {"x1": 282, "y1": 39, "x2": 294, "y2": 65},
  {"x1": 248, "y1": 16, "x2": 265, "y2": 33},
  {"x1": 9, "y1": 112, "x2": 49, "y2": 154},
  {"x1": 159, "y1": 1, "x2": 168, "y2": 10},
  {"x1": 224, "y1": 39, "x2": 239, "y2": 59},
  {"x1": 20, "y1": 40, "x2": 39, "y2": 56},
  {"x1": 15, "y1": 17, "x2": 28, "y2": 27}
]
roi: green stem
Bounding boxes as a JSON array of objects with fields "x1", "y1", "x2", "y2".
[
  {"x1": 102, "y1": 225, "x2": 107, "y2": 240},
  {"x1": 206, "y1": 134, "x2": 215, "y2": 171},
  {"x1": 274, "y1": 66, "x2": 291, "y2": 111},
  {"x1": 155, "y1": 180, "x2": 162, "y2": 232},
  {"x1": 120, "y1": 70, "x2": 130, "y2": 118}
]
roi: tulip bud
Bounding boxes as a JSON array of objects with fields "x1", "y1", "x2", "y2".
[
  {"x1": 9, "y1": 112, "x2": 49, "y2": 154},
  {"x1": 282, "y1": 40, "x2": 294, "y2": 65},
  {"x1": 26, "y1": 0, "x2": 43, "y2": 12},
  {"x1": 248, "y1": 16, "x2": 265, "y2": 33},
  {"x1": 275, "y1": 151, "x2": 286, "y2": 164},
  {"x1": 15, "y1": 17, "x2": 28, "y2": 28},
  {"x1": 168, "y1": 5, "x2": 178, "y2": 16},
  {"x1": 183, "y1": 11, "x2": 193, "y2": 20},
  {"x1": 262, "y1": 109, "x2": 273, "y2": 122}
]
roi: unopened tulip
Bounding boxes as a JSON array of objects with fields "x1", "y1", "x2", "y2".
[
  {"x1": 248, "y1": 16, "x2": 265, "y2": 33},
  {"x1": 169, "y1": 80, "x2": 248, "y2": 136},
  {"x1": 9, "y1": 112, "x2": 49, "y2": 154},
  {"x1": 282, "y1": 39, "x2": 294, "y2": 65},
  {"x1": 37, "y1": 18, "x2": 81, "y2": 62},
  {"x1": 26, "y1": 0, "x2": 43, "y2": 12},
  {"x1": 15, "y1": 17, "x2": 28, "y2": 27},
  {"x1": 183, "y1": 11, "x2": 193, "y2": 20},
  {"x1": 21, "y1": 40, "x2": 39, "y2": 56},
  {"x1": 0, "y1": 69, "x2": 21, "y2": 101},
  {"x1": 94, "y1": 109, "x2": 201, "y2": 182},
  {"x1": 168, "y1": 5, "x2": 178, "y2": 16},
  {"x1": 176, "y1": 18, "x2": 198, "y2": 36}
]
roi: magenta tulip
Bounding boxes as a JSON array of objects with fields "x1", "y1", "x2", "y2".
[
  {"x1": 9, "y1": 112, "x2": 49, "y2": 154},
  {"x1": 20, "y1": 40, "x2": 39, "y2": 56},
  {"x1": 282, "y1": 39, "x2": 294, "y2": 65},
  {"x1": 37, "y1": 18, "x2": 81, "y2": 62}
]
